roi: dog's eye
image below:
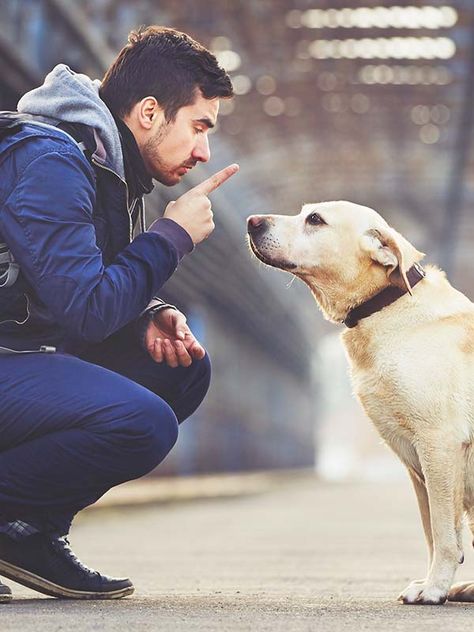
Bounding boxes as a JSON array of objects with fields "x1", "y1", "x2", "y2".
[{"x1": 306, "y1": 213, "x2": 325, "y2": 226}]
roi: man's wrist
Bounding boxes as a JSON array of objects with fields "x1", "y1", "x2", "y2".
[
  {"x1": 139, "y1": 298, "x2": 176, "y2": 319},
  {"x1": 137, "y1": 300, "x2": 178, "y2": 350},
  {"x1": 147, "y1": 302, "x2": 178, "y2": 322}
]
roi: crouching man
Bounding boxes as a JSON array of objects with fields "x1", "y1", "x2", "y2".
[{"x1": 0, "y1": 26, "x2": 238, "y2": 600}]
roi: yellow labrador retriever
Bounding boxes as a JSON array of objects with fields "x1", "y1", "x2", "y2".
[{"x1": 247, "y1": 201, "x2": 474, "y2": 605}]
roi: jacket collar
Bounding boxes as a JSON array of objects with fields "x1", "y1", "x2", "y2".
[{"x1": 113, "y1": 116, "x2": 154, "y2": 203}]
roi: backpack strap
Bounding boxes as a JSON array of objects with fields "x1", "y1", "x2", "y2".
[{"x1": 0, "y1": 242, "x2": 19, "y2": 288}]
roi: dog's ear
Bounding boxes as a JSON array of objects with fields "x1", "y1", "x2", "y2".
[{"x1": 361, "y1": 228, "x2": 415, "y2": 294}]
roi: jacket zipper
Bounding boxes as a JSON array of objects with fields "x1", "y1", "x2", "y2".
[
  {"x1": 91, "y1": 158, "x2": 133, "y2": 241},
  {"x1": 0, "y1": 344, "x2": 56, "y2": 355}
]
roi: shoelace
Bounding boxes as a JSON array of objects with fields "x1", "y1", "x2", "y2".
[{"x1": 52, "y1": 536, "x2": 99, "y2": 577}]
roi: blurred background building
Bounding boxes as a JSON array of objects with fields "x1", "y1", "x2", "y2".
[{"x1": 1, "y1": 0, "x2": 473, "y2": 479}]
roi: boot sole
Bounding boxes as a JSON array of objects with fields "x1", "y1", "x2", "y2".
[{"x1": 0, "y1": 559, "x2": 134, "y2": 600}]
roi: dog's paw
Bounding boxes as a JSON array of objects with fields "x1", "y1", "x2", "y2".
[{"x1": 398, "y1": 580, "x2": 447, "y2": 605}]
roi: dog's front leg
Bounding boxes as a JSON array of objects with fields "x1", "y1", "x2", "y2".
[
  {"x1": 407, "y1": 468, "x2": 433, "y2": 571},
  {"x1": 399, "y1": 439, "x2": 465, "y2": 605}
]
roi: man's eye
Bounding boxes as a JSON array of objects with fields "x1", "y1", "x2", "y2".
[
  {"x1": 194, "y1": 127, "x2": 204, "y2": 134},
  {"x1": 306, "y1": 213, "x2": 325, "y2": 226}
]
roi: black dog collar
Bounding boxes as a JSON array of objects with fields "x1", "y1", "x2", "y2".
[{"x1": 343, "y1": 263, "x2": 426, "y2": 329}]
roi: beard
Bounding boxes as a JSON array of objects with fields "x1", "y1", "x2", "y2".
[{"x1": 142, "y1": 122, "x2": 196, "y2": 186}]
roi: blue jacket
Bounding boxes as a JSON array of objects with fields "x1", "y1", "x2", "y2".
[{"x1": 0, "y1": 119, "x2": 193, "y2": 354}]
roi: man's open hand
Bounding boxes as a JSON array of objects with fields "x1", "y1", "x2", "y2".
[
  {"x1": 163, "y1": 163, "x2": 239, "y2": 244},
  {"x1": 144, "y1": 307, "x2": 205, "y2": 368}
]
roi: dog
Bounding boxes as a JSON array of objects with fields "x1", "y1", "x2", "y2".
[{"x1": 247, "y1": 200, "x2": 474, "y2": 605}]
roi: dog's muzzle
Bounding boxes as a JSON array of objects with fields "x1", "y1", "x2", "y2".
[{"x1": 246, "y1": 216, "x2": 297, "y2": 271}]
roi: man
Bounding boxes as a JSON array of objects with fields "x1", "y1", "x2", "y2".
[{"x1": 0, "y1": 25, "x2": 238, "y2": 601}]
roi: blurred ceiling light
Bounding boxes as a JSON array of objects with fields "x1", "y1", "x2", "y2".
[
  {"x1": 373, "y1": 7, "x2": 390, "y2": 28},
  {"x1": 355, "y1": 8, "x2": 373, "y2": 28},
  {"x1": 326, "y1": 9, "x2": 339, "y2": 28},
  {"x1": 390, "y1": 6, "x2": 404, "y2": 28},
  {"x1": 350, "y1": 93, "x2": 370, "y2": 113},
  {"x1": 219, "y1": 100, "x2": 235, "y2": 116},
  {"x1": 232, "y1": 74, "x2": 252, "y2": 95},
  {"x1": 294, "y1": 6, "x2": 458, "y2": 29},
  {"x1": 411, "y1": 104, "x2": 431, "y2": 125},
  {"x1": 263, "y1": 96, "x2": 285, "y2": 116},
  {"x1": 431, "y1": 104, "x2": 450, "y2": 124},
  {"x1": 434, "y1": 66, "x2": 451, "y2": 84},
  {"x1": 310, "y1": 37, "x2": 455, "y2": 59},
  {"x1": 376, "y1": 38, "x2": 390, "y2": 58},
  {"x1": 211, "y1": 36, "x2": 232, "y2": 51},
  {"x1": 411, "y1": 104, "x2": 450, "y2": 131},
  {"x1": 317, "y1": 71, "x2": 338, "y2": 91},
  {"x1": 358, "y1": 64, "x2": 452, "y2": 85},
  {"x1": 339, "y1": 8, "x2": 353, "y2": 28},
  {"x1": 392, "y1": 66, "x2": 406, "y2": 83},
  {"x1": 286, "y1": 9, "x2": 302, "y2": 28},
  {"x1": 359, "y1": 65, "x2": 376, "y2": 84},
  {"x1": 339, "y1": 39, "x2": 357, "y2": 58},
  {"x1": 421, "y1": 7, "x2": 443, "y2": 29},
  {"x1": 413, "y1": 67, "x2": 426, "y2": 83},
  {"x1": 419, "y1": 66, "x2": 434, "y2": 83},
  {"x1": 372, "y1": 64, "x2": 394, "y2": 83},
  {"x1": 404, "y1": 7, "x2": 421, "y2": 28},
  {"x1": 440, "y1": 6, "x2": 458, "y2": 27},
  {"x1": 329, "y1": 41, "x2": 342, "y2": 59},
  {"x1": 322, "y1": 93, "x2": 346, "y2": 113},
  {"x1": 309, "y1": 40, "x2": 328, "y2": 58},
  {"x1": 256, "y1": 75, "x2": 277, "y2": 95},
  {"x1": 419, "y1": 123, "x2": 440, "y2": 144},
  {"x1": 214, "y1": 50, "x2": 241, "y2": 72},
  {"x1": 301, "y1": 9, "x2": 324, "y2": 28}
]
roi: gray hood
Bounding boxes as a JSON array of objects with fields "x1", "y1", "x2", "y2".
[{"x1": 17, "y1": 64, "x2": 124, "y2": 179}]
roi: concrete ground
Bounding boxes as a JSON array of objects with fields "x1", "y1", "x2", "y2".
[{"x1": 2, "y1": 473, "x2": 474, "y2": 631}]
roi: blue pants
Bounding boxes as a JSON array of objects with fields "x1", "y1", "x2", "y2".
[{"x1": 0, "y1": 324, "x2": 211, "y2": 535}]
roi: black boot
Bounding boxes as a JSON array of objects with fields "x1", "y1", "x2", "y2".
[
  {"x1": 0, "y1": 533, "x2": 134, "y2": 600},
  {"x1": 0, "y1": 579, "x2": 12, "y2": 603}
]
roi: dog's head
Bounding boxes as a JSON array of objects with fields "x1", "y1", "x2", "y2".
[{"x1": 247, "y1": 201, "x2": 424, "y2": 323}]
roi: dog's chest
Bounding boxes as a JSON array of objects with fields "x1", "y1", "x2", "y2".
[{"x1": 348, "y1": 366, "x2": 422, "y2": 472}]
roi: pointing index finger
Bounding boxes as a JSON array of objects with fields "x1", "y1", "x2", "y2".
[{"x1": 193, "y1": 163, "x2": 239, "y2": 195}]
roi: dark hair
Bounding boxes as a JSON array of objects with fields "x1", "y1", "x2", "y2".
[{"x1": 100, "y1": 25, "x2": 233, "y2": 120}]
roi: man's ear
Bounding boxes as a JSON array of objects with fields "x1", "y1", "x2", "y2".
[
  {"x1": 126, "y1": 97, "x2": 163, "y2": 131},
  {"x1": 360, "y1": 228, "x2": 414, "y2": 294}
]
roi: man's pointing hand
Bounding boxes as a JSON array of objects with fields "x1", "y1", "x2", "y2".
[
  {"x1": 191, "y1": 163, "x2": 239, "y2": 196},
  {"x1": 163, "y1": 164, "x2": 239, "y2": 244}
]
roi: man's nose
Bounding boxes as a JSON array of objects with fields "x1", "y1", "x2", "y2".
[
  {"x1": 247, "y1": 215, "x2": 268, "y2": 236},
  {"x1": 192, "y1": 134, "x2": 211, "y2": 163}
]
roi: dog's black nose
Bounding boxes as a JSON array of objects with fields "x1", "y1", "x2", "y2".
[{"x1": 247, "y1": 215, "x2": 267, "y2": 235}]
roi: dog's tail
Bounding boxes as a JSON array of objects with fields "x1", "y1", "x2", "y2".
[
  {"x1": 448, "y1": 582, "x2": 474, "y2": 602},
  {"x1": 449, "y1": 509, "x2": 474, "y2": 602},
  {"x1": 467, "y1": 508, "x2": 474, "y2": 547}
]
